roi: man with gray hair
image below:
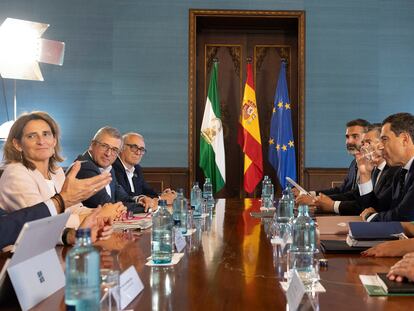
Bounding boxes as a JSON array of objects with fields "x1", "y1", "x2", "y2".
[
  {"x1": 113, "y1": 132, "x2": 176, "y2": 210},
  {"x1": 113, "y1": 132, "x2": 176, "y2": 209},
  {"x1": 74, "y1": 126, "x2": 146, "y2": 213}
]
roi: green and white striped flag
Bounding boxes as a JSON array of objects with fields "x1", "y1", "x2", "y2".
[{"x1": 199, "y1": 61, "x2": 225, "y2": 193}]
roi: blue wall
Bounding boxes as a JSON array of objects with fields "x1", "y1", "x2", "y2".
[{"x1": 0, "y1": 0, "x2": 413, "y2": 168}]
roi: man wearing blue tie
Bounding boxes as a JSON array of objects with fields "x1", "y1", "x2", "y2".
[{"x1": 359, "y1": 113, "x2": 414, "y2": 221}]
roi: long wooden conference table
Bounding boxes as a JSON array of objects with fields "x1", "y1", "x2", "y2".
[{"x1": 3, "y1": 198, "x2": 414, "y2": 310}]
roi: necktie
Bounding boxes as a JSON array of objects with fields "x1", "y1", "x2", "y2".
[
  {"x1": 397, "y1": 168, "x2": 408, "y2": 202},
  {"x1": 372, "y1": 167, "x2": 381, "y2": 189}
]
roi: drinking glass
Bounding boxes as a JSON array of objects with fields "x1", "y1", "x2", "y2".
[
  {"x1": 360, "y1": 145, "x2": 375, "y2": 161},
  {"x1": 100, "y1": 269, "x2": 120, "y2": 311},
  {"x1": 286, "y1": 250, "x2": 320, "y2": 292}
]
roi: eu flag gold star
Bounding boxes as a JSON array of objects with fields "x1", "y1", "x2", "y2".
[
  {"x1": 276, "y1": 144, "x2": 280, "y2": 151},
  {"x1": 272, "y1": 107, "x2": 276, "y2": 113},
  {"x1": 269, "y1": 138, "x2": 274, "y2": 145},
  {"x1": 285, "y1": 103, "x2": 291, "y2": 110},
  {"x1": 282, "y1": 145, "x2": 287, "y2": 151},
  {"x1": 288, "y1": 140, "x2": 294, "y2": 147},
  {"x1": 278, "y1": 101, "x2": 283, "y2": 109}
]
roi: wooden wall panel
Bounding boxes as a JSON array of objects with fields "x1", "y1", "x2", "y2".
[
  {"x1": 142, "y1": 167, "x2": 347, "y2": 198},
  {"x1": 304, "y1": 168, "x2": 348, "y2": 192},
  {"x1": 142, "y1": 168, "x2": 189, "y2": 196}
]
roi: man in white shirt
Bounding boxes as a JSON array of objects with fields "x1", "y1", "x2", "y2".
[{"x1": 112, "y1": 132, "x2": 176, "y2": 210}]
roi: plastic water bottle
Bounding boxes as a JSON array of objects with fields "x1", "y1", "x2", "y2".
[
  {"x1": 203, "y1": 178, "x2": 215, "y2": 211},
  {"x1": 173, "y1": 189, "x2": 183, "y2": 226},
  {"x1": 287, "y1": 183, "x2": 295, "y2": 202},
  {"x1": 180, "y1": 196, "x2": 188, "y2": 233},
  {"x1": 268, "y1": 179, "x2": 274, "y2": 202},
  {"x1": 152, "y1": 199, "x2": 173, "y2": 264},
  {"x1": 277, "y1": 185, "x2": 295, "y2": 223},
  {"x1": 261, "y1": 176, "x2": 274, "y2": 209},
  {"x1": 289, "y1": 204, "x2": 317, "y2": 288},
  {"x1": 65, "y1": 228, "x2": 100, "y2": 311},
  {"x1": 191, "y1": 182, "x2": 202, "y2": 217},
  {"x1": 206, "y1": 195, "x2": 215, "y2": 211},
  {"x1": 203, "y1": 178, "x2": 213, "y2": 199},
  {"x1": 261, "y1": 176, "x2": 269, "y2": 201},
  {"x1": 274, "y1": 185, "x2": 295, "y2": 246},
  {"x1": 172, "y1": 188, "x2": 188, "y2": 234}
]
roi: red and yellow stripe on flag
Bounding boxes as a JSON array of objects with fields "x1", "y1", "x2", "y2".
[{"x1": 237, "y1": 62, "x2": 263, "y2": 193}]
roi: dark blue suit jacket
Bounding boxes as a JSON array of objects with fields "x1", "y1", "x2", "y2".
[
  {"x1": 112, "y1": 157, "x2": 157, "y2": 198},
  {"x1": 330, "y1": 164, "x2": 399, "y2": 215},
  {"x1": 0, "y1": 203, "x2": 50, "y2": 249},
  {"x1": 74, "y1": 151, "x2": 144, "y2": 213},
  {"x1": 318, "y1": 159, "x2": 357, "y2": 195},
  {"x1": 359, "y1": 164, "x2": 414, "y2": 221}
]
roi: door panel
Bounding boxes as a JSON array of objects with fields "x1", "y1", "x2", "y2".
[{"x1": 190, "y1": 10, "x2": 305, "y2": 198}]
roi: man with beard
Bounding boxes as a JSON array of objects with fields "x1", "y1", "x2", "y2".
[{"x1": 296, "y1": 118, "x2": 370, "y2": 205}]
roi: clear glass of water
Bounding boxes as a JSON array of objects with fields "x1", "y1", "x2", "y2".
[
  {"x1": 286, "y1": 250, "x2": 320, "y2": 292},
  {"x1": 100, "y1": 269, "x2": 120, "y2": 311}
]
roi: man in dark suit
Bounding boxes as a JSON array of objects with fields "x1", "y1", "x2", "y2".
[
  {"x1": 359, "y1": 113, "x2": 414, "y2": 222},
  {"x1": 313, "y1": 124, "x2": 399, "y2": 215},
  {"x1": 74, "y1": 126, "x2": 146, "y2": 213},
  {"x1": 0, "y1": 161, "x2": 113, "y2": 249},
  {"x1": 296, "y1": 118, "x2": 370, "y2": 205},
  {"x1": 112, "y1": 132, "x2": 176, "y2": 209},
  {"x1": 113, "y1": 132, "x2": 157, "y2": 198}
]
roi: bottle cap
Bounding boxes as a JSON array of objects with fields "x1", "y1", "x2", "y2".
[
  {"x1": 76, "y1": 227, "x2": 91, "y2": 238},
  {"x1": 319, "y1": 258, "x2": 328, "y2": 268}
]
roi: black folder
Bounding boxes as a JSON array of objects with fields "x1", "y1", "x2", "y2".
[
  {"x1": 376, "y1": 273, "x2": 414, "y2": 294},
  {"x1": 320, "y1": 240, "x2": 369, "y2": 254}
]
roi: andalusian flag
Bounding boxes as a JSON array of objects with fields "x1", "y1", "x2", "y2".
[
  {"x1": 237, "y1": 62, "x2": 263, "y2": 193},
  {"x1": 199, "y1": 61, "x2": 225, "y2": 193}
]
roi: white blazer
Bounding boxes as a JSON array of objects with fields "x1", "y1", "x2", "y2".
[{"x1": 0, "y1": 162, "x2": 88, "y2": 228}]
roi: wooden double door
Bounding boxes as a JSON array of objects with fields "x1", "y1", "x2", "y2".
[{"x1": 189, "y1": 10, "x2": 305, "y2": 198}]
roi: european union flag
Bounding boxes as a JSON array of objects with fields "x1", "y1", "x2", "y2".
[{"x1": 268, "y1": 61, "x2": 297, "y2": 189}]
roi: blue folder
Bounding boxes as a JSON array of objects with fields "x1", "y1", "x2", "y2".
[{"x1": 348, "y1": 222, "x2": 404, "y2": 240}]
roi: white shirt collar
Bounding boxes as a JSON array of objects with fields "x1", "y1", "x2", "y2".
[
  {"x1": 404, "y1": 156, "x2": 414, "y2": 171},
  {"x1": 118, "y1": 157, "x2": 135, "y2": 175},
  {"x1": 99, "y1": 165, "x2": 112, "y2": 174},
  {"x1": 377, "y1": 160, "x2": 386, "y2": 171}
]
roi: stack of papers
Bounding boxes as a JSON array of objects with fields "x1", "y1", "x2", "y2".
[
  {"x1": 346, "y1": 222, "x2": 406, "y2": 247},
  {"x1": 113, "y1": 217, "x2": 152, "y2": 230}
]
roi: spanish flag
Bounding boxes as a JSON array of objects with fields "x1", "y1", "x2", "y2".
[{"x1": 237, "y1": 62, "x2": 263, "y2": 193}]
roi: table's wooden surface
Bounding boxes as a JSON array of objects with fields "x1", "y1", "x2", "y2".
[{"x1": 3, "y1": 198, "x2": 414, "y2": 310}]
